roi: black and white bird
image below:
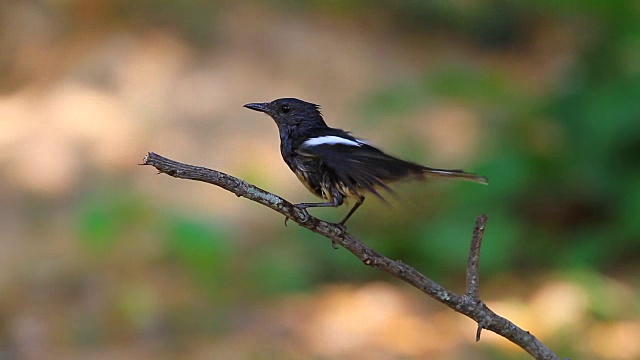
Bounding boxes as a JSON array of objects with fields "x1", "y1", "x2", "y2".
[{"x1": 244, "y1": 98, "x2": 488, "y2": 225}]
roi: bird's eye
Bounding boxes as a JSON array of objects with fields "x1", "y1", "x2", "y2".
[{"x1": 281, "y1": 105, "x2": 290, "y2": 113}]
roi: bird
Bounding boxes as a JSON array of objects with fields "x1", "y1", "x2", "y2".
[{"x1": 244, "y1": 98, "x2": 488, "y2": 226}]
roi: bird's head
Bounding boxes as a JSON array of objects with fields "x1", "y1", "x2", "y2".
[{"x1": 244, "y1": 98, "x2": 326, "y2": 129}]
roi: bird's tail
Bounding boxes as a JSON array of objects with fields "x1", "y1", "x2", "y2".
[{"x1": 420, "y1": 166, "x2": 488, "y2": 185}]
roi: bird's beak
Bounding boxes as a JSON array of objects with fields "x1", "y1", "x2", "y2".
[{"x1": 243, "y1": 102, "x2": 270, "y2": 114}]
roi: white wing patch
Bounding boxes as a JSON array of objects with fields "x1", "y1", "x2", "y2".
[{"x1": 303, "y1": 136, "x2": 364, "y2": 147}]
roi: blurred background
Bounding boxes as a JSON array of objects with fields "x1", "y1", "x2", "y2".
[{"x1": 1, "y1": 0, "x2": 639, "y2": 359}]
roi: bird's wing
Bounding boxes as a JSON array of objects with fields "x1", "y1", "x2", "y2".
[{"x1": 298, "y1": 136, "x2": 426, "y2": 199}]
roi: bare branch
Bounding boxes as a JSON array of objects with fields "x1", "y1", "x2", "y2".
[
  {"x1": 141, "y1": 152, "x2": 561, "y2": 360},
  {"x1": 465, "y1": 215, "x2": 487, "y2": 340},
  {"x1": 466, "y1": 214, "x2": 487, "y2": 298}
]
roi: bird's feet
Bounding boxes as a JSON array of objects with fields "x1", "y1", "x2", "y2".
[
  {"x1": 284, "y1": 204, "x2": 310, "y2": 226},
  {"x1": 295, "y1": 204, "x2": 311, "y2": 222},
  {"x1": 329, "y1": 223, "x2": 347, "y2": 249}
]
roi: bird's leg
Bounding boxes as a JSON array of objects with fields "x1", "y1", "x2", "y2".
[
  {"x1": 338, "y1": 196, "x2": 365, "y2": 226},
  {"x1": 296, "y1": 193, "x2": 344, "y2": 216},
  {"x1": 295, "y1": 193, "x2": 344, "y2": 247},
  {"x1": 285, "y1": 200, "x2": 335, "y2": 226}
]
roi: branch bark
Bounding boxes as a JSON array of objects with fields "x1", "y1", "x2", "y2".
[{"x1": 141, "y1": 152, "x2": 561, "y2": 360}]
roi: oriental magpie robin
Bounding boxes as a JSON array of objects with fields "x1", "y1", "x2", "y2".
[{"x1": 244, "y1": 98, "x2": 488, "y2": 225}]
